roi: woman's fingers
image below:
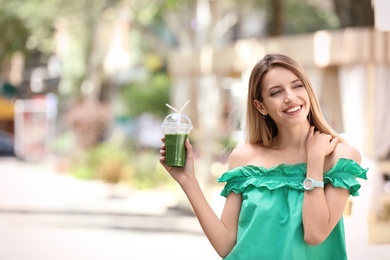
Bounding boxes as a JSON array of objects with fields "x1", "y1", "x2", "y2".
[
  {"x1": 306, "y1": 126, "x2": 340, "y2": 157},
  {"x1": 307, "y1": 126, "x2": 315, "y2": 138},
  {"x1": 330, "y1": 137, "x2": 339, "y2": 146},
  {"x1": 159, "y1": 156, "x2": 165, "y2": 163},
  {"x1": 185, "y1": 138, "x2": 195, "y2": 161},
  {"x1": 160, "y1": 137, "x2": 166, "y2": 164}
]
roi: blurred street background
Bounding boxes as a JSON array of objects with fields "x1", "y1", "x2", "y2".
[
  {"x1": 1, "y1": 0, "x2": 390, "y2": 259},
  {"x1": 0, "y1": 156, "x2": 389, "y2": 260},
  {"x1": 0, "y1": 157, "x2": 219, "y2": 260}
]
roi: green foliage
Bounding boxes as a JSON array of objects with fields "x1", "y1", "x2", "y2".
[
  {"x1": 0, "y1": 0, "x2": 124, "y2": 96},
  {"x1": 136, "y1": 0, "x2": 196, "y2": 14},
  {"x1": 121, "y1": 72, "x2": 170, "y2": 118},
  {"x1": 286, "y1": 0, "x2": 339, "y2": 34},
  {"x1": 70, "y1": 142, "x2": 131, "y2": 181},
  {"x1": 131, "y1": 150, "x2": 173, "y2": 189},
  {"x1": 0, "y1": 11, "x2": 29, "y2": 65},
  {"x1": 0, "y1": 0, "x2": 343, "y2": 96},
  {"x1": 69, "y1": 142, "x2": 173, "y2": 189},
  {"x1": 1, "y1": 0, "x2": 63, "y2": 57},
  {"x1": 220, "y1": 136, "x2": 237, "y2": 154},
  {"x1": 71, "y1": 164, "x2": 96, "y2": 180}
]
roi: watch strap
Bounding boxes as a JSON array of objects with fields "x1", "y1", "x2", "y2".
[
  {"x1": 311, "y1": 179, "x2": 324, "y2": 188},
  {"x1": 303, "y1": 177, "x2": 324, "y2": 190}
]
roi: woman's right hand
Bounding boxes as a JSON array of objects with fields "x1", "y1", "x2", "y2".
[{"x1": 159, "y1": 137, "x2": 196, "y2": 186}]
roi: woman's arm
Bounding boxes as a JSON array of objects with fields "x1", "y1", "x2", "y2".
[
  {"x1": 303, "y1": 127, "x2": 361, "y2": 245},
  {"x1": 160, "y1": 138, "x2": 241, "y2": 257}
]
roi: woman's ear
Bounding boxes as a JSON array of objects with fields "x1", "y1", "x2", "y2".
[{"x1": 253, "y1": 99, "x2": 267, "y2": 115}]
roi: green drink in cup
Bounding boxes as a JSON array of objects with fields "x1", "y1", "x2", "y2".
[{"x1": 162, "y1": 113, "x2": 193, "y2": 167}]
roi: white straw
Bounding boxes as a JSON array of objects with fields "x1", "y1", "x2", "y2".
[
  {"x1": 179, "y1": 100, "x2": 190, "y2": 113},
  {"x1": 165, "y1": 103, "x2": 180, "y2": 113},
  {"x1": 166, "y1": 100, "x2": 190, "y2": 114}
]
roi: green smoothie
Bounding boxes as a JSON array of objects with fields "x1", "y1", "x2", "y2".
[{"x1": 164, "y1": 133, "x2": 188, "y2": 167}]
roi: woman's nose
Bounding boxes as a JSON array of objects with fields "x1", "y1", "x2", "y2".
[{"x1": 284, "y1": 90, "x2": 296, "y2": 103}]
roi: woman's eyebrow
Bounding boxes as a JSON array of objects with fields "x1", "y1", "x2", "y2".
[
  {"x1": 268, "y1": 79, "x2": 301, "y2": 90},
  {"x1": 268, "y1": 85, "x2": 281, "y2": 91},
  {"x1": 291, "y1": 79, "x2": 302, "y2": 84}
]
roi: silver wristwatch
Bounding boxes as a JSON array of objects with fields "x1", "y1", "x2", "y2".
[{"x1": 303, "y1": 178, "x2": 324, "y2": 191}]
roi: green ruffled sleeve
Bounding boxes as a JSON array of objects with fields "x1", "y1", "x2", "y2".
[
  {"x1": 217, "y1": 164, "x2": 306, "y2": 197},
  {"x1": 324, "y1": 158, "x2": 368, "y2": 196},
  {"x1": 217, "y1": 158, "x2": 368, "y2": 197}
]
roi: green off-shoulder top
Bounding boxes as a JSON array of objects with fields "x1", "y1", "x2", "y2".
[{"x1": 217, "y1": 158, "x2": 368, "y2": 260}]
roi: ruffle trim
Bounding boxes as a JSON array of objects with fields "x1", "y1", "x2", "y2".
[{"x1": 218, "y1": 158, "x2": 368, "y2": 197}]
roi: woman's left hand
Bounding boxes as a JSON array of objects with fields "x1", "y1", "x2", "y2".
[{"x1": 306, "y1": 126, "x2": 339, "y2": 159}]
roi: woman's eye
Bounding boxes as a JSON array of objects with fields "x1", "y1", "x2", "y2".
[
  {"x1": 270, "y1": 91, "x2": 281, "y2": 96},
  {"x1": 294, "y1": 84, "x2": 304, "y2": 88}
]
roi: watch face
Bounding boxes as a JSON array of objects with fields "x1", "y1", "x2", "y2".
[{"x1": 303, "y1": 178, "x2": 313, "y2": 190}]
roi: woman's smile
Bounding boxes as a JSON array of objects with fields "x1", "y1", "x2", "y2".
[{"x1": 284, "y1": 105, "x2": 302, "y2": 114}]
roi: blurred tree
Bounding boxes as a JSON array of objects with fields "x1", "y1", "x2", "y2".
[
  {"x1": 0, "y1": 11, "x2": 29, "y2": 68},
  {"x1": 121, "y1": 71, "x2": 170, "y2": 118},
  {"x1": 128, "y1": 0, "x2": 342, "y2": 56},
  {"x1": 0, "y1": 0, "x2": 344, "y2": 101},
  {"x1": 268, "y1": 0, "x2": 285, "y2": 36},
  {"x1": 246, "y1": 0, "x2": 340, "y2": 36},
  {"x1": 0, "y1": 0, "x2": 123, "y2": 101},
  {"x1": 333, "y1": 0, "x2": 374, "y2": 27},
  {"x1": 285, "y1": 0, "x2": 339, "y2": 34}
]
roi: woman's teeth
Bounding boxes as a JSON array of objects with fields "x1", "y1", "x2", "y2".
[{"x1": 286, "y1": 106, "x2": 300, "y2": 113}]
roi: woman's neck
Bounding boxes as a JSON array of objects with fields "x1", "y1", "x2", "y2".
[{"x1": 271, "y1": 122, "x2": 311, "y2": 151}]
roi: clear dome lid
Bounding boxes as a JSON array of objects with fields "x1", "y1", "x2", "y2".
[{"x1": 162, "y1": 113, "x2": 193, "y2": 133}]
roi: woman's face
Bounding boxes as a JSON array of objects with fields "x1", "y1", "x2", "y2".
[{"x1": 254, "y1": 66, "x2": 310, "y2": 127}]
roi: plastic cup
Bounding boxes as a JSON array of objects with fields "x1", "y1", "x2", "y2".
[{"x1": 161, "y1": 113, "x2": 193, "y2": 167}]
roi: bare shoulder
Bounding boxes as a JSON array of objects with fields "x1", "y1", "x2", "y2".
[
  {"x1": 227, "y1": 143, "x2": 261, "y2": 170},
  {"x1": 331, "y1": 141, "x2": 362, "y2": 165}
]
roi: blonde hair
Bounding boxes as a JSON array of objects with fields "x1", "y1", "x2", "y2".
[{"x1": 246, "y1": 53, "x2": 342, "y2": 147}]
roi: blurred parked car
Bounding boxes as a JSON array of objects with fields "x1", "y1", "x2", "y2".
[{"x1": 0, "y1": 130, "x2": 15, "y2": 156}]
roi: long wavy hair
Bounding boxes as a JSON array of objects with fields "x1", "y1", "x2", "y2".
[{"x1": 246, "y1": 53, "x2": 342, "y2": 147}]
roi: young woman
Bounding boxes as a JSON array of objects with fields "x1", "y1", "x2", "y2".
[{"x1": 159, "y1": 53, "x2": 367, "y2": 259}]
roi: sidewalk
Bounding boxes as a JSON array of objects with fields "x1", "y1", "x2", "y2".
[
  {"x1": 0, "y1": 157, "x2": 389, "y2": 260},
  {"x1": 0, "y1": 156, "x2": 202, "y2": 232},
  {"x1": 0, "y1": 156, "x2": 220, "y2": 260}
]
